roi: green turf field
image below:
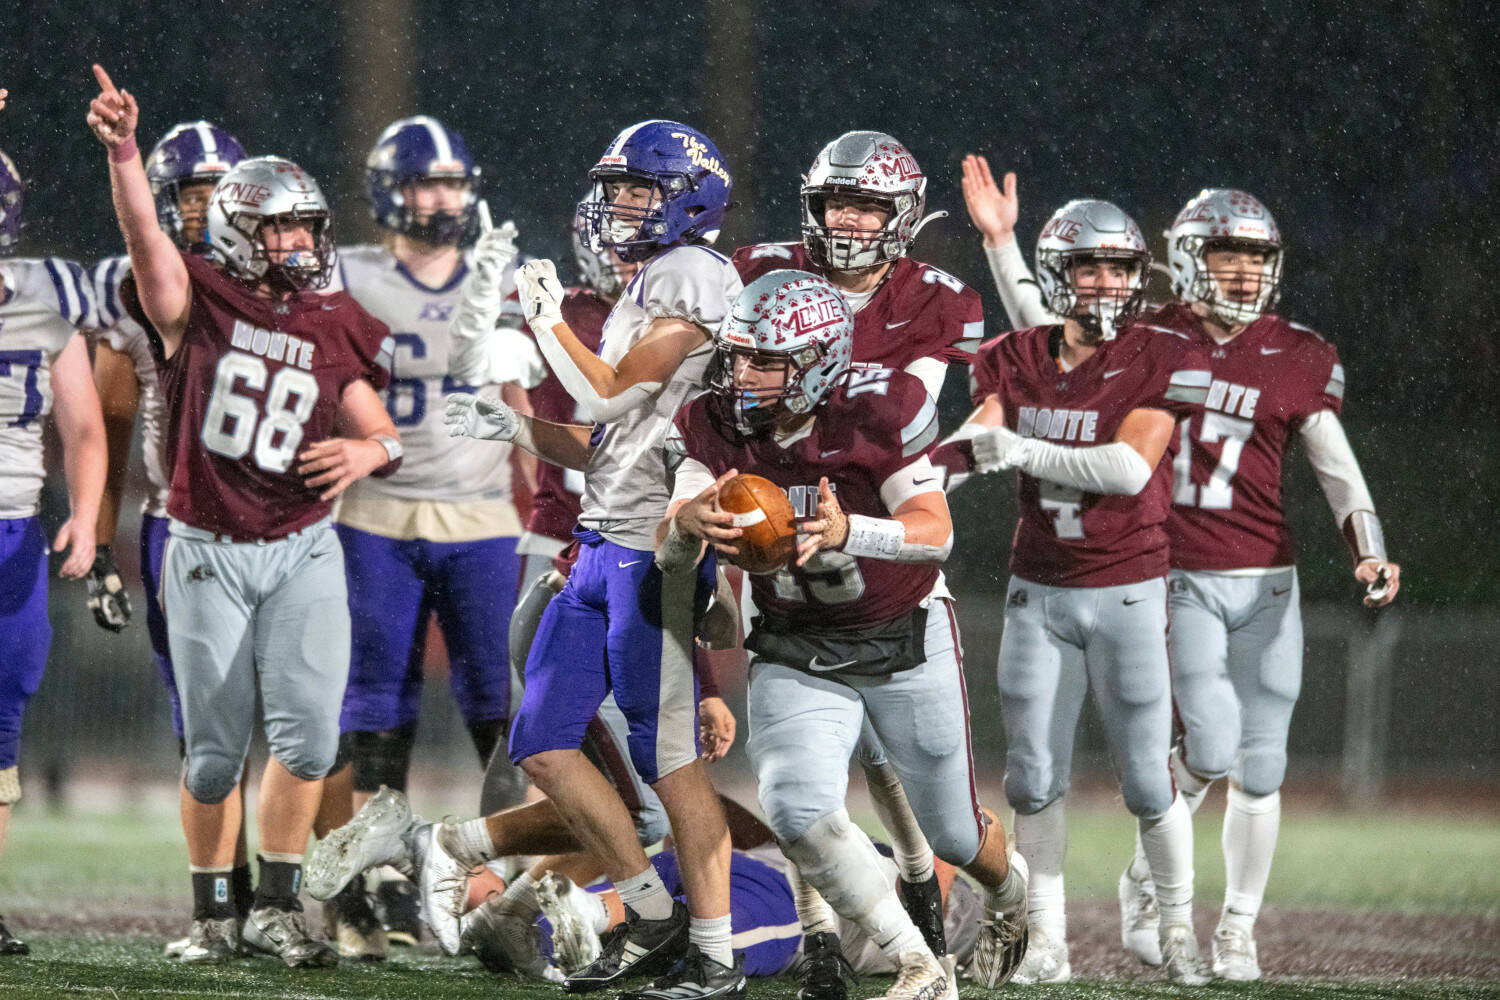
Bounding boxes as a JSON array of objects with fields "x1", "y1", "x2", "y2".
[{"x1": 0, "y1": 796, "x2": 1496, "y2": 998}]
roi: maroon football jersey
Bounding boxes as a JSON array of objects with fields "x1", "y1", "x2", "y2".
[
  {"x1": 1142, "y1": 303, "x2": 1344, "y2": 570},
  {"x1": 524, "y1": 286, "x2": 610, "y2": 541},
  {"x1": 670, "y1": 365, "x2": 941, "y2": 629},
  {"x1": 733, "y1": 243, "x2": 981, "y2": 374},
  {"x1": 970, "y1": 323, "x2": 1210, "y2": 588},
  {"x1": 131, "y1": 252, "x2": 393, "y2": 539}
]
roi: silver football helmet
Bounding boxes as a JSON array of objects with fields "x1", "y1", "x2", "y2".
[
  {"x1": 206, "y1": 156, "x2": 334, "y2": 291},
  {"x1": 801, "y1": 131, "x2": 941, "y2": 272},
  {"x1": 712, "y1": 269, "x2": 854, "y2": 437},
  {"x1": 1035, "y1": 199, "x2": 1150, "y2": 342},
  {"x1": 1166, "y1": 188, "x2": 1282, "y2": 327}
]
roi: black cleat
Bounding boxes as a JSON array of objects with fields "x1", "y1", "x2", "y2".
[
  {"x1": 564, "y1": 902, "x2": 689, "y2": 994},
  {"x1": 0, "y1": 915, "x2": 28, "y2": 956},
  {"x1": 374, "y1": 877, "x2": 422, "y2": 947},
  {"x1": 897, "y1": 873, "x2": 947, "y2": 957},
  {"x1": 795, "y1": 931, "x2": 855, "y2": 1000},
  {"x1": 620, "y1": 944, "x2": 746, "y2": 1000}
]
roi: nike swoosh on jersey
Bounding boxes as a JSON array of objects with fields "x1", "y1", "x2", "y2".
[
  {"x1": 1272, "y1": 586, "x2": 1291, "y2": 596},
  {"x1": 618, "y1": 560, "x2": 644, "y2": 568},
  {"x1": 808, "y1": 656, "x2": 858, "y2": 671},
  {"x1": 1260, "y1": 347, "x2": 1284, "y2": 354},
  {"x1": 1103, "y1": 369, "x2": 1127, "y2": 379},
  {"x1": 885, "y1": 319, "x2": 913, "y2": 329},
  {"x1": 820, "y1": 448, "x2": 843, "y2": 458},
  {"x1": 1122, "y1": 596, "x2": 1148, "y2": 605}
]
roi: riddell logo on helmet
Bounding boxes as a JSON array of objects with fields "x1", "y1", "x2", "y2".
[
  {"x1": 218, "y1": 182, "x2": 272, "y2": 207},
  {"x1": 1040, "y1": 217, "x2": 1083, "y2": 244}
]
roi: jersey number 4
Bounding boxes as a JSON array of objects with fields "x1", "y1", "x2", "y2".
[
  {"x1": 201, "y1": 352, "x2": 320, "y2": 473},
  {"x1": 1173, "y1": 412, "x2": 1253, "y2": 509}
]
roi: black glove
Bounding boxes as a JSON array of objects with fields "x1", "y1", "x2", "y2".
[{"x1": 86, "y1": 544, "x2": 132, "y2": 632}]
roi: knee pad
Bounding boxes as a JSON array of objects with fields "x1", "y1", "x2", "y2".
[
  {"x1": 1004, "y1": 764, "x2": 1065, "y2": 818},
  {"x1": 1233, "y1": 748, "x2": 1287, "y2": 798},
  {"x1": 184, "y1": 753, "x2": 241, "y2": 804},
  {"x1": 0, "y1": 766, "x2": 20, "y2": 805},
  {"x1": 778, "y1": 810, "x2": 895, "y2": 928},
  {"x1": 349, "y1": 721, "x2": 419, "y2": 793},
  {"x1": 755, "y1": 767, "x2": 842, "y2": 844},
  {"x1": 1179, "y1": 730, "x2": 1235, "y2": 783},
  {"x1": 509, "y1": 571, "x2": 563, "y2": 672}
]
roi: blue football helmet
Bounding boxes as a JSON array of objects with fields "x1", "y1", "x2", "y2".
[
  {"x1": 576, "y1": 120, "x2": 732, "y2": 263},
  {"x1": 365, "y1": 116, "x2": 482, "y2": 246},
  {"x1": 145, "y1": 121, "x2": 247, "y2": 249},
  {"x1": 0, "y1": 149, "x2": 21, "y2": 256}
]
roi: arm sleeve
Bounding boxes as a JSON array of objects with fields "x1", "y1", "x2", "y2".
[
  {"x1": 983, "y1": 240, "x2": 1059, "y2": 330},
  {"x1": 1015, "y1": 438, "x2": 1155, "y2": 496},
  {"x1": 1298, "y1": 408, "x2": 1375, "y2": 528}
]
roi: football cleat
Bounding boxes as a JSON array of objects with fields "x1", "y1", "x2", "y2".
[
  {"x1": 536, "y1": 872, "x2": 602, "y2": 976},
  {"x1": 619, "y1": 944, "x2": 747, "y2": 1000},
  {"x1": 1211, "y1": 923, "x2": 1261, "y2": 981},
  {"x1": 176, "y1": 916, "x2": 239, "y2": 964},
  {"x1": 564, "y1": 902, "x2": 689, "y2": 994},
  {"x1": 880, "y1": 950, "x2": 954, "y2": 1000},
  {"x1": 1118, "y1": 865, "x2": 1163, "y2": 965},
  {"x1": 374, "y1": 875, "x2": 423, "y2": 947},
  {"x1": 163, "y1": 934, "x2": 189, "y2": 959},
  {"x1": 322, "y1": 881, "x2": 387, "y2": 962},
  {"x1": 0, "y1": 914, "x2": 27, "y2": 956},
  {"x1": 461, "y1": 896, "x2": 562, "y2": 981},
  {"x1": 1159, "y1": 923, "x2": 1211, "y2": 985},
  {"x1": 968, "y1": 852, "x2": 1029, "y2": 988},
  {"x1": 242, "y1": 905, "x2": 338, "y2": 968},
  {"x1": 1009, "y1": 926, "x2": 1070, "y2": 985},
  {"x1": 419, "y1": 824, "x2": 468, "y2": 955},
  {"x1": 897, "y1": 872, "x2": 947, "y2": 957},
  {"x1": 306, "y1": 786, "x2": 414, "y2": 901},
  {"x1": 795, "y1": 931, "x2": 855, "y2": 1000}
]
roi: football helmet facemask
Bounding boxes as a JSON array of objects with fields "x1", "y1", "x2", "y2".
[
  {"x1": 365, "y1": 116, "x2": 482, "y2": 247},
  {"x1": 1166, "y1": 188, "x2": 1282, "y2": 327},
  {"x1": 207, "y1": 156, "x2": 334, "y2": 293},
  {"x1": 145, "y1": 121, "x2": 246, "y2": 249},
  {"x1": 801, "y1": 131, "x2": 940, "y2": 272},
  {"x1": 1035, "y1": 199, "x2": 1151, "y2": 342},
  {"x1": 710, "y1": 269, "x2": 854, "y2": 438},
  {"x1": 571, "y1": 188, "x2": 634, "y2": 298},
  {"x1": 576, "y1": 120, "x2": 732, "y2": 263}
]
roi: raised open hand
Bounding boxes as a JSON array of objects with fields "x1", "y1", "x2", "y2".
[
  {"x1": 86, "y1": 64, "x2": 138, "y2": 149},
  {"x1": 961, "y1": 154, "x2": 1019, "y2": 247}
]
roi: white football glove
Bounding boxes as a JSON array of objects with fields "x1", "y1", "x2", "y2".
[
  {"x1": 515, "y1": 259, "x2": 566, "y2": 337},
  {"x1": 444, "y1": 392, "x2": 521, "y2": 441},
  {"x1": 972, "y1": 424, "x2": 1026, "y2": 474}
]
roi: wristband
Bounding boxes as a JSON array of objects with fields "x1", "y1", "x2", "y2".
[
  {"x1": 374, "y1": 434, "x2": 403, "y2": 463},
  {"x1": 109, "y1": 135, "x2": 138, "y2": 164},
  {"x1": 1343, "y1": 510, "x2": 1387, "y2": 564},
  {"x1": 656, "y1": 515, "x2": 702, "y2": 574},
  {"x1": 840, "y1": 514, "x2": 907, "y2": 560}
]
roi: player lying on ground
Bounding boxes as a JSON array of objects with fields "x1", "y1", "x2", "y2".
[
  {"x1": 89, "y1": 64, "x2": 402, "y2": 969},
  {"x1": 964, "y1": 157, "x2": 1401, "y2": 981},
  {"x1": 937, "y1": 197, "x2": 1214, "y2": 984}
]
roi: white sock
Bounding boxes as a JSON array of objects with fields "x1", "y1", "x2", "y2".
[
  {"x1": 1139, "y1": 794, "x2": 1195, "y2": 927},
  {"x1": 1171, "y1": 746, "x2": 1213, "y2": 815},
  {"x1": 1014, "y1": 799, "x2": 1067, "y2": 939},
  {"x1": 446, "y1": 817, "x2": 496, "y2": 868},
  {"x1": 1222, "y1": 786, "x2": 1280, "y2": 925},
  {"x1": 690, "y1": 914, "x2": 733, "y2": 967},
  {"x1": 789, "y1": 864, "x2": 838, "y2": 936},
  {"x1": 985, "y1": 852, "x2": 1027, "y2": 912},
  {"x1": 865, "y1": 760, "x2": 935, "y2": 882},
  {"x1": 616, "y1": 866, "x2": 674, "y2": 921},
  {"x1": 498, "y1": 870, "x2": 540, "y2": 917}
]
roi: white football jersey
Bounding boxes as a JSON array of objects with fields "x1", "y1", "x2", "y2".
[
  {"x1": 92, "y1": 255, "x2": 170, "y2": 517},
  {"x1": 329, "y1": 244, "x2": 543, "y2": 503},
  {"x1": 579, "y1": 245, "x2": 742, "y2": 550},
  {"x1": 0, "y1": 257, "x2": 93, "y2": 517}
]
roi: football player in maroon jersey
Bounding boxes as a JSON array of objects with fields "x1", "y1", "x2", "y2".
[
  {"x1": 734, "y1": 131, "x2": 980, "y2": 401},
  {"x1": 660, "y1": 270, "x2": 1031, "y2": 1000},
  {"x1": 942, "y1": 198, "x2": 1215, "y2": 985},
  {"x1": 89, "y1": 65, "x2": 401, "y2": 967},
  {"x1": 965, "y1": 163, "x2": 1401, "y2": 981}
]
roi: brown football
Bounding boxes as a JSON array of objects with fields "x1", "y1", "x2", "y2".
[{"x1": 718, "y1": 473, "x2": 797, "y2": 575}]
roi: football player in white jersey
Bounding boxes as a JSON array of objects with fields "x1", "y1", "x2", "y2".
[
  {"x1": 0, "y1": 130, "x2": 107, "y2": 955},
  {"x1": 89, "y1": 119, "x2": 252, "y2": 963},
  {"x1": 446, "y1": 120, "x2": 745, "y2": 1000},
  {"x1": 312, "y1": 115, "x2": 543, "y2": 958}
]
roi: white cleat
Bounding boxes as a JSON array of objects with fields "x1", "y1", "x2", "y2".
[
  {"x1": 968, "y1": 852, "x2": 1029, "y2": 988},
  {"x1": 1159, "y1": 923, "x2": 1211, "y2": 985},
  {"x1": 882, "y1": 950, "x2": 955, "y2": 1000},
  {"x1": 176, "y1": 917, "x2": 240, "y2": 964},
  {"x1": 535, "y1": 871, "x2": 602, "y2": 975},
  {"x1": 419, "y1": 824, "x2": 468, "y2": 955},
  {"x1": 461, "y1": 896, "x2": 564, "y2": 981},
  {"x1": 306, "y1": 786, "x2": 414, "y2": 901},
  {"x1": 1010, "y1": 926, "x2": 1071, "y2": 985},
  {"x1": 1211, "y1": 924, "x2": 1262, "y2": 981},
  {"x1": 1118, "y1": 866, "x2": 1163, "y2": 966}
]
